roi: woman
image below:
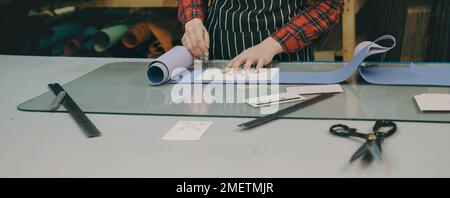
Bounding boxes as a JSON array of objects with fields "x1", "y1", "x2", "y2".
[{"x1": 178, "y1": 0, "x2": 344, "y2": 71}]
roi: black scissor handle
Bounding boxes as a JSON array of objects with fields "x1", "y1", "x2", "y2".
[
  {"x1": 373, "y1": 120, "x2": 397, "y2": 138},
  {"x1": 329, "y1": 124, "x2": 355, "y2": 137}
]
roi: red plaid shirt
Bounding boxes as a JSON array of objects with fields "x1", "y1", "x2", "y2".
[{"x1": 178, "y1": 0, "x2": 344, "y2": 53}]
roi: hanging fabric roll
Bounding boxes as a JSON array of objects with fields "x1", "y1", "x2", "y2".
[
  {"x1": 51, "y1": 41, "x2": 65, "y2": 56},
  {"x1": 122, "y1": 20, "x2": 175, "y2": 56},
  {"x1": 122, "y1": 22, "x2": 155, "y2": 49},
  {"x1": 94, "y1": 24, "x2": 129, "y2": 53},
  {"x1": 37, "y1": 21, "x2": 83, "y2": 50},
  {"x1": 148, "y1": 40, "x2": 165, "y2": 58},
  {"x1": 145, "y1": 22, "x2": 173, "y2": 53},
  {"x1": 64, "y1": 26, "x2": 98, "y2": 56},
  {"x1": 64, "y1": 37, "x2": 81, "y2": 56},
  {"x1": 81, "y1": 26, "x2": 98, "y2": 50},
  {"x1": 111, "y1": 40, "x2": 150, "y2": 58}
]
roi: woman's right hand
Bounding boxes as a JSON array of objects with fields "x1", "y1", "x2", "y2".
[{"x1": 181, "y1": 18, "x2": 210, "y2": 59}]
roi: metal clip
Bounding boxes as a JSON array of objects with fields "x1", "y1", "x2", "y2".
[{"x1": 50, "y1": 91, "x2": 66, "y2": 110}]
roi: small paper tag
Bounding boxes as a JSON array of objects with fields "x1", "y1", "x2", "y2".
[
  {"x1": 162, "y1": 121, "x2": 212, "y2": 141},
  {"x1": 414, "y1": 94, "x2": 450, "y2": 111},
  {"x1": 285, "y1": 84, "x2": 343, "y2": 95},
  {"x1": 244, "y1": 92, "x2": 306, "y2": 107}
]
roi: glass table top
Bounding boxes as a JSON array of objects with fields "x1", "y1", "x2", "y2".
[{"x1": 18, "y1": 61, "x2": 450, "y2": 123}]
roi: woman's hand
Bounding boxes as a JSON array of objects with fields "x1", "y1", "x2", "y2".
[
  {"x1": 181, "y1": 18, "x2": 210, "y2": 59},
  {"x1": 226, "y1": 37, "x2": 284, "y2": 72}
]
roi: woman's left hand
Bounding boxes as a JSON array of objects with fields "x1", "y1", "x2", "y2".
[{"x1": 226, "y1": 37, "x2": 284, "y2": 72}]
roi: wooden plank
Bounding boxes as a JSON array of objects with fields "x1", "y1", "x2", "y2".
[
  {"x1": 342, "y1": 0, "x2": 356, "y2": 84},
  {"x1": 314, "y1": 51, "x2": 336, "y2": 61},
  {"x1": 342, "y1": 0, "x2": 356, "y2": 62},
  {"x1": 401, "y1": 0, "x2": 432, "y2": 62}
]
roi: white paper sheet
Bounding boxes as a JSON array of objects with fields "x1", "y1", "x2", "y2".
[
  {"x1": 414, "y1": 94, "x2": 450, "y2": 111},
  {"x1": 285, "y1": 84, "x2": 343, "y2": 95},
  {"x1": 162, "y1": 121, "x2": 212, "y2": 141}
]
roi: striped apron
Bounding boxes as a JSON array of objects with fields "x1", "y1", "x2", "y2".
[{"x1": 205, "y1": 0, "x2": 313, "y2": 62}]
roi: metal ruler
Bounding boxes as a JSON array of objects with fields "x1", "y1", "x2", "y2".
[
  {"x1": 48, "y1": 83, "x2": 101, "y2": 138},
  {"x1": 238, "y1": 93, "x2": 336, "y2": 130}
]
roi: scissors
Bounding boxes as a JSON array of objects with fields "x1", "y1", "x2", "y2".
[{"x1": 329, "y1": 120, "x2": 397, "y2": 163}]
